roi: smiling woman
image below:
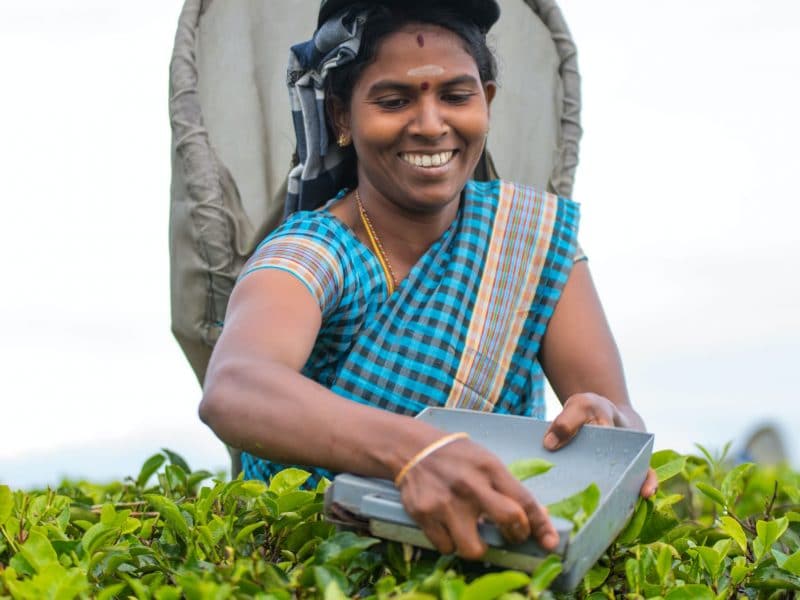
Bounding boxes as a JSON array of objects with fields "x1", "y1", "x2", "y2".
[{"x1": 199, "y1": 0, "x2": 655, "y2": 562}]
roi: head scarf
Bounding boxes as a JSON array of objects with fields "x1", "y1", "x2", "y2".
[{"x1": 285, "y1": 6, "x2": 368, "y2": 216}]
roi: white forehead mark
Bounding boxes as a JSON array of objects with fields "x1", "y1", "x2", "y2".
[{"x1": 407, "y1": 64, "x2": 445, "y2": 77}]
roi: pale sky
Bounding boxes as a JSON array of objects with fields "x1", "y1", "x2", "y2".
[{"x1": 1, "y1": 1, "x2": 798, "y2": 488}]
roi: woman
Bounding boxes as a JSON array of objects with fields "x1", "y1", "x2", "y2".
[{"x1": 200, "y1": 0, "x2": 657, "y2": 560}]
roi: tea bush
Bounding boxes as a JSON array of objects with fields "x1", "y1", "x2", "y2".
[{"x1": 1, "y1": 445, "x2": 798, "y2": 599}]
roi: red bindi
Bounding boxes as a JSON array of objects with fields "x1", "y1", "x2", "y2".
[
  {"x1": 420, "y1": 81, "x2": 430, "y2": 91},
  {"x1": 417, "y1": 34, "x2": 425, "y2": 47}
]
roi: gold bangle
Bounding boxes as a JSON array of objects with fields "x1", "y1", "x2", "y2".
[{"x1": 394, "y1": 432, "x2": 470, "y2": 487}]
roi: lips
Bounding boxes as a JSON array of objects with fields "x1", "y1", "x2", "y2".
[{"x1": 399, "y1": 150, "x2": 456, "y2": 168}]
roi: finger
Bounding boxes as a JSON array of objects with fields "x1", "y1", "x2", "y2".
[
  {"x1": 470, "y1": 487, "x2": 530, "y2": 544},
  {"x1": 639, "y1": 468, "x2": 659, "y2": 498},
  {"x1": 530, "y1": 505, "x2": 560, "y2": 551},
  {"x1": 490, "y1": 468, "x2": 558, "y2": 550},
  {"x1": 441, "y1": 501, "x2": 488, "y2": 561},
  {"x1": 544, "y1": 395, "x2": 613, "y2": 450},
  {"x1": 417, "y1": 517, "x2": 454, "y2": 555}
]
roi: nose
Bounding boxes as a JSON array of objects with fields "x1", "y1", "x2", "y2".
[{"x1": 408, "y1": 96, "x2": 448, "y2": 140}]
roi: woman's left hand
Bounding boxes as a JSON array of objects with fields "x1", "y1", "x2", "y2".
[{"x1": 543, "y1": 392, "x2": 658, "y2": 498}]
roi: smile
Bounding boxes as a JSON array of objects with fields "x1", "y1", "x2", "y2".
[{"x1": 399, "y1": 150, "x2": 455, "y2": 168}]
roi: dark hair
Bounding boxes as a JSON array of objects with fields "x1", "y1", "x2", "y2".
[{"x1": 326, "y1": 2, "x2": 498, "y2": 116}]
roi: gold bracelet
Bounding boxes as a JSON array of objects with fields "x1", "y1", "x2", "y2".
[{"x1": 394, "y1": 432, "x2": 470, "y2": 487}]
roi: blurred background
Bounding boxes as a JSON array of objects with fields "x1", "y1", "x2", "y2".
[{"x1": 1, "y1": 0, "x2": 798, "y2": 488}]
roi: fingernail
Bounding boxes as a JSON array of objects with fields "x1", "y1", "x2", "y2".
[
  {"x1": 544, "y1": 432, "x2": 559, "y2": 450},
  {"x1": 543, "y1": 532, "x2": 559, "y2": 550}
]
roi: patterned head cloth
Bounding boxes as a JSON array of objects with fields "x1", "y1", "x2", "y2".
[{"x1": 285, "y1": 6, "x2": 367, "y2": 216}]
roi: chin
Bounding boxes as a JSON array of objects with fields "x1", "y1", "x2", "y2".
[{"x1": 400, "y1": 187, "x2": 462, "y2": 212}]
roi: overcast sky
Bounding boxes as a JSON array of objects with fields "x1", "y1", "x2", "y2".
[{"x1": 1, "y1": 0, "x2": 798, "y2": 488}]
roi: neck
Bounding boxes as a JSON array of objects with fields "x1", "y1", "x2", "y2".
[{"x1": 355, "y1": 181, "x2": 460, "y2": 275}]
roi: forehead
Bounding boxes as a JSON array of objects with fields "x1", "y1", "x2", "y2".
[{"x1": 361, "y1": 23, "x2": 478, "y2": 79}]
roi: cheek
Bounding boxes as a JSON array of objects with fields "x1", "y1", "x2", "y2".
[
  {"x1": 352, "y1": 112, "x2": 403, "y2": 151},
  {"x1": 456, "y1": 108, "x2": 490, "y2": 144}
]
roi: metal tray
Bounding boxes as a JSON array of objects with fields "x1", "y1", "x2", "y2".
[{"x1": 325, "y1": 408, "x2": 654, "y2": 591}]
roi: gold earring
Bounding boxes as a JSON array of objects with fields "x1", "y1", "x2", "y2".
[{"x1": 337, "y1": 133, "x2": 351, "y2": 147}]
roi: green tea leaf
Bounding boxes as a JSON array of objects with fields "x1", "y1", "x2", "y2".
[
  {"x1": 656, "y1": 544, "x2": 674, "y2": 581},
  {"x1": 269, "y1": 468, "x2": 311, "y2": 495},
  {"x1": 323, "y1": 580, "x2": 350, "y2": 600},
  {"x1": 625, "y1": 557, "x2": 640, "y2": 592},
  {"x1": 779, "y1": 550, "x2": 800, "y2": 576},
  {"x1": 316, "y1": 477, "x2": 331, "y2": 494},
  {"x1": 314, "y1": 565, "x2": 350, "y2": 598},
  {"x1": 721, "y1": 463, "x2": 754, "y2": 505},
  {"x1": 375, "y1": 574, "x2": 397, "y2": 595},
  {"x1": 315, "y1": 531, "x2": 380, "y2": 567},
  {"x1": 655, "y1": 457, "x2": 688, "y2": 483},
  {"x1": 655, "y1": 494, "x2": 684, "y2": 510},
  {"x1": 234, "y1": 520, "x2": 266, "y2": 546},
  {"x1": 154, "y1": 587, "x2": 183, "y2": 600},
  {"x1": 639, "y1": 508, "x2": 680, "y2": 544},
  {"x1": 694, "y1": 443, "x2": 718, "y2": 469},
  {"x1": 507, "y1": 458, "x2": 553, "y2": 481},
  {"x1": 695, "y1": 482, "x2": 726, "y2": 507},
  {"x1": 144, "y1": 494, "x2": 190, "y2": 542},
  {"x1": 239, "y1": 480, "x2": 268, "y2": 498},
  {"x1": 0, "y1": 485, "x2": 13, "y2": 526},
  {"x1": 97, "y1": 583, "x2": 127, "y2": 600},
  {"x1": 754, "y1": 517, "x2": 789, "y2": 562},
  {"x1": 18, "y1": 529, "x2": 58, "y2": 572},
  {"x1": 137, "y1": 453, "x2": 166, "y2": 488},
  {"x1": 277, "y1": 490, "x2": 316, "y2": 513},
  {"x1": 694, "y1": 547, "x2": 724, "y2": 580},
  {"x1": 665, "y1": 584, "x2": 715, "y2": 600},
  {"x1": 617, "y1": 499, "x2": 650, "y2": 545},
  {"x1": 730, "y1": 557, "x2": 752, "y2": 585},
  {"x1": 750, "y1": 563, "x2": 800, "y2": 591},
  {"x1": 165, "y1": 464, "x2": 188, "y2": 492},
  {"x1": 161, "y1": 448, "x2": 191, "y2": 473},
  {"x1": 651, "y1": 449, "x2": 682, "y2": 468},
  {"x1": 582, "y1": 565, "x2": 610, "y2": 592},
  {"x1": 462, "y1": 571, "x2": 530, "y2": 600},
  {"x1": 719, "y1": 516, "x2": 747, "y2": 554},
  {"x1": 81, "y1": 522, "x2": 119, "y2": 555},
  {"x1": 9, "y1": 563, "x2": 91, "y2": 599},
  {"x1": 187, "y1": 470, "x2": 213, "y2": 491},
  {"x1": 440, "y1": 578, "x2": 466, "y2": 600},
  {"x1": 530, "y1": 555, "x2": 563, "y2": 593},
  {"x1": 548, "y1": 483, "x2": 601, "y2": 531}
]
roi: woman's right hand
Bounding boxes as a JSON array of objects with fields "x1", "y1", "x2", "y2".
[{"x1": 396, "y1": 436, "x2": 559, "y2": 560}]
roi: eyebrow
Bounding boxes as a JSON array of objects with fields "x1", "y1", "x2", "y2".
[{"x1": 366, "y1": 74, "x2": 480, "y2": 95}]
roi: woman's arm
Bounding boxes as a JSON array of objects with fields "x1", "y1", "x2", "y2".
[
  {"x1": 200, "y1": 270, "x2": 558, "y2": 557},
  {"x1": 538, "y1": 261, "x2": 658, "y2": 496}
]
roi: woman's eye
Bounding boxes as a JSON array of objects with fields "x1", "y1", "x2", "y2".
[
  {"x1": 442, "y1": 93, "x2": 475, "y2": 104},
  {"x1": 376, "y1": 98, "x2": 409, "y2": 110}
]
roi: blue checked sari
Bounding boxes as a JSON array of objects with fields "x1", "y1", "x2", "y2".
[{"x1": 239, "y1": 179, "x2": 580, "y2": 484}]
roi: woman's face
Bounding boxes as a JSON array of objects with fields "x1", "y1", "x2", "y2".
[{"x1": 335, "y1": 23, "x2": 496, "y2": 213}]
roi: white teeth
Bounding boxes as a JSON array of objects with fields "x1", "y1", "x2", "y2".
[{"x1": 400, "y1": 151, "x2": 454, "y2": 168}]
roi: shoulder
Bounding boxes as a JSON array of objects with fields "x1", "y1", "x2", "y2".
[
  {"x1": 240, "y1": 210, "x2": 357, "y2": 317},
  {"x1": 258, "y1": 210, "x2": 351, "y2": 251},
  {"x1": 465, "y1": 179, "x2": 580, "y2": 230}
]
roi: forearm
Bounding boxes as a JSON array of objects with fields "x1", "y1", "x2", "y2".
[{"x1": 199, "y1": 355, "x2": 443, "y2": 479}]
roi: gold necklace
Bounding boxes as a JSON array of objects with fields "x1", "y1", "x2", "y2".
[{"x1": 355, "y1": 189, "x2": 398, "y2": 294}]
